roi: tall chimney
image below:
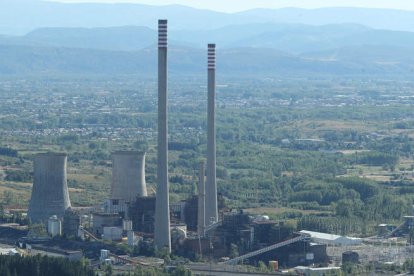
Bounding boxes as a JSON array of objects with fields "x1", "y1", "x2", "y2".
[
  {"x1": 197, "y1": 161, "x2": 205, "y2": 237},
  {"x1": 205, "y1": 44, "x2": 218, "y2": 226},
  {"x1": 154, "y1": 19, "x2": 171, "y2": 252},
  {"x1": 111, "y1": 151, "x2": 147, "y2": 202},
  {"x1": 28, "y1": 153, "x2": 71, "y2": 224}
]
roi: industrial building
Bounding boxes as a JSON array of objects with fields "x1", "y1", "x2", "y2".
[
  {"x1": 129, "y1": 196, "x2": 156, "y2": 234},
  {"x1": 92, "y1": 213, "x2": 122, "y2": 237},
  {"x1": 62, "y1": 208, "x2": 80, "y2": 237},
  {"x1": 0, "y1": 247, "x2": 20, "y2": 256},
  {"x1": 299, "y1": 230, "x2": 362, "y2": 246},
  {"x1": 24, "y1": 20, "x2": 221, "y2": 260},
  {"x1": 47, "y1": 215, "x2": 62, "y2": 237},
  {"x1": 18, "y1": 19, "x2": 359, "y2": 274},
  {"x1": 102, "y1": 198, "x2": 130, "y2": 218},
  {"x1": 294, "y1": 266, "x2": 341, "y2": 276}
]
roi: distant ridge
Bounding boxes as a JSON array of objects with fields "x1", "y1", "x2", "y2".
[
  {"x1": 24, "y1": 26, "x2": 156, "y2": 51},
  {"x1": 1, "y1": 2, "x2": 414, "y2": 77},
  {"x1": 0, "y1": 44, "x2": 413, "y2": 76},
  {"x1": 3, "y1": 23, "x2": 414, "y2": 54},
  {"x1": 2, "y1": 2, "x2": 414, "y2": 34}
]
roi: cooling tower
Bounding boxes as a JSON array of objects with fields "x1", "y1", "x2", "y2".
[
  {"x1": 198, "y1": 161, "x2": 205, "y2": 237},
  {"x1": 154, "y1": 19, "x2": 171, "y2": 252},
  {"x1": 28, "y1": 153, "x2": 71, "y2": 224},
  {"x1": 205, "y1": 44, "x2": 218, "y2": 226},
  {"x1": 111, "y1": 151, "x2": 147, "y2": 201}
]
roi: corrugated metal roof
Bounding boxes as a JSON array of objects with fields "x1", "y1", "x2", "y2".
[
  {"x1": 299, "y1": 230, "x2": 362, "y2": 245},
  {"x1": 300, "y1": 230, "x2": 342, "y2": 241}
]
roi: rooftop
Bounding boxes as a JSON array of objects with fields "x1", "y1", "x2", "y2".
[
  {"x1": 0, "y1": 247, "x2": 19, "y2": 256},
  {"x1": 299, "y1": 230, "x2": 361, "y2": 242}
]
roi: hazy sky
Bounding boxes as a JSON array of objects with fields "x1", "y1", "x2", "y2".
[{"x1": 54, "y1": 0, "x2": 414, "y2": 12}]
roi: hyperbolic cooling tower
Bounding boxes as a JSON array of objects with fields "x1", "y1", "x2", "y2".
[
  {"x1": 205, "y1": 43, "x2": 218, "y2": 226},
  {"x1": 28, "y1": 153, "x2": 71, "y2": 224},
  {"x1": 154, "y1": 19, "x2": 171, "y2": 252},
  {"x1": 111, "y1": 151, "x2": 147, "y2": 201}
]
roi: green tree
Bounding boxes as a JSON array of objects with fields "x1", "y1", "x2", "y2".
[
  {"x1": 229, "y1": 243, "x2": 239, "y2": 259},
  {"x1": 104, "y1": 263, "x2": 113, "y2": 276},
  {"x1": 258, "y1": 261, "x2": 268, "y2": 273}
]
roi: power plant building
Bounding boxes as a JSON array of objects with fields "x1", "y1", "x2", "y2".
[
  {"x1": 129, "y1": 196, "x2": 156, "y2": 234},
  {"x1": 28, "y1": 153, "x2": 71, "y2": 224},
  {"x1": 48, "y1": 215, "x2": 62, "y2": 237},
  {"x1": 62, "y1": 209, "x2": 81, "y2": 237}
]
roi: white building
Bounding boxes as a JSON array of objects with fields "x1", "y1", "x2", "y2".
[
  {"x1": 299, "y1": 230, "x2": 362, "y2": 246},
  {"x1": 295, "y1": 266, "x2": 341, "y2": 276},
  {"x1": 103, "y1": 226, "x2": 123, "y2": 241},
  {"x1": 48, "y1": 215, "x2": 62, "y2": 237},
  {"x1": 0, "y1": 247, "x2": 20, "y2": 256}
]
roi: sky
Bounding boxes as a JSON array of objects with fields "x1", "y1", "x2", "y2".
[{"x1": 54, "y1": 0, "x2": 414, "y2": 12}]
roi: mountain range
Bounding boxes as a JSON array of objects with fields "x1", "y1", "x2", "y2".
[
  {"x1": 1, "y1": 1, "x2": 414, "y2": 76},
  {"x1": 2, "y1": 23, "x2": 414, "y2": 55},
  {"x1": 1, "y1": 43, "x2": 413, "y2": 77},
  {"x1": 2, "y1": 1, "x2": 414, "y2": 35}
]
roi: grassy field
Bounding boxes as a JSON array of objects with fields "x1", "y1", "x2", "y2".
[{"x1": 342, "y1": 156, "x2": 414, "y2": 182}]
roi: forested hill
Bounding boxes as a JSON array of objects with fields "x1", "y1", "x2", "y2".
[
  {"x1": 1, "y1": 22, "x2": 414, "y2": 76},
  {"x1": 3, "y1": 24, "x2": 414, "y2": 53},
  {"x1": 0, "y1": 44, "x2": 414, "y2": 76}
]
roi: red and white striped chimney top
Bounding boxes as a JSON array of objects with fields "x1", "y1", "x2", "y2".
[
  {"x1": 208, "y1": 44, "x2": 216, "y2": 70},
  {"x1": 158, "y1": 19, "x2": 168, "y2": 48}
]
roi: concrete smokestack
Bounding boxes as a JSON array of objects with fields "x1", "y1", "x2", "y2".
[
  {"x1": 154, "y1": 19, "x2": 171, "y2": 252},
  {"x1": 28, "y1": 153, "x2": 71, "y2": 223},
  {"x1": 205, "y1": 44, "x2": 218, "y2": 226},
  {"x1": 197, "y1": 161, "x2": 205, "y2": 237},
  {"x1": 111, "y1": 151, "x2": 147, "y2": 201}
]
